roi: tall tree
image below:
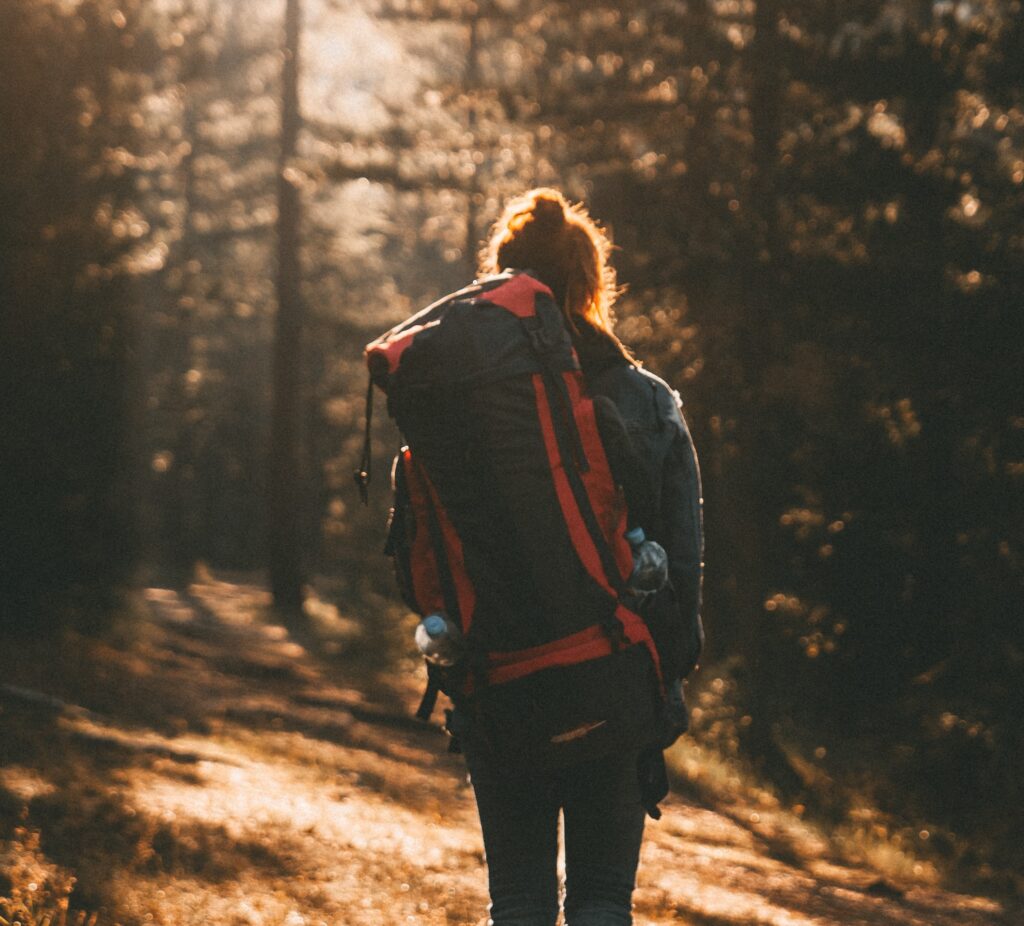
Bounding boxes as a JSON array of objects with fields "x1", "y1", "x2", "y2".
[
  {"x1": 269, "y1": 0, "x2": 307, "y2": 614},
  {"x1": 0, "y1": 0, "x2": 160, "y2": 630}
]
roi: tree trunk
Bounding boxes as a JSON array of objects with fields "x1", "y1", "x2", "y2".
[
  {"x1": 165, "y1": 74, "x2": 201, "y2": 589},
  {"x1": 733, "y1": 0, "x2": 806, "y2": 791},
  {"x1": 268, "y1": 0, "x2": 306, "y2": 614},
  {"x1": 463, "y1": 6, "x2": 482, "y2": 279}
]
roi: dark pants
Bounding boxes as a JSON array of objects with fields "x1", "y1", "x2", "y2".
[{"x1": 464, "y1": 745, "x2": 646, "y2": 926}]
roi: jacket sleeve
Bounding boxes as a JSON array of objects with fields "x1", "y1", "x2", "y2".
[
  {"x1": 656, "y1": 387, "x2": 705, "y2": 675},
  {"x1": 585, "y1": 362, "x2": 705, "y2": 677},
  {"x1": 592, "y1": 394, "x2": 656, "y2": 531}
]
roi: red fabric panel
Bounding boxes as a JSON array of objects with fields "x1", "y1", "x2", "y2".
[
  {"x1": 531, "y1": 374, "x2": 615, "y2": 594},
  {"x1": 401, "y1": 450, "x2": 445, "y2": 615},
  {"x1": 483, "y1": 630, "x2": 610, "y2": 688},
  {"x1": 418, "y1": 464, "x2": 478, "y2": 634},
  {"x1": 481, "y1": 273, "x2": 553, "y2": 318},
  {"x1": 485, "y1": 608, "x2": 663, "y2": 689},
  {"x1": 565, "y1": 372, "x2": 635, "y2": 582},
  {"x1": 365, "y1": 319, "x2": 440, "y2": 374},
  {"x1": 487, "y1": 623, "x2": 609, "y2": 667}
]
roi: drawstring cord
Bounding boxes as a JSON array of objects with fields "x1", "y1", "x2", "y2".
[{"x1": 354, "y1": 373, "x2": 374, "y2": 505}]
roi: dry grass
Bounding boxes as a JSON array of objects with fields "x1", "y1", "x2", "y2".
[
  {"x1": 667, "y1": 668, "x2": 1014, "y2": 898},
  {"x1": 0, "y1": 826, "x2": 96, "y2": 926},
  {"x1": 666, "y1": 736, "x2": 942, "y2": 887}
]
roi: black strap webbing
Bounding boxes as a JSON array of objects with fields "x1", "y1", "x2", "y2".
[
  {"x1": 547, "y1": 369, "x2": 590, "y2": 473},
  {"x1": 354, "y1": 374, "x2": 374, "y2": 505},
  {"x1": 416, "y1": 668, "x2": 441, "y2": 721}
]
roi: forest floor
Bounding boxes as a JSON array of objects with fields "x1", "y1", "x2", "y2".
[{"x1": 0, "y1": 576, "x2": 1016, "y2": 926}]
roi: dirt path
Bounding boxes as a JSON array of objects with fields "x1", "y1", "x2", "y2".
[{"x1": 0, "y1": 579, "x2": 1013, "y2": 926}]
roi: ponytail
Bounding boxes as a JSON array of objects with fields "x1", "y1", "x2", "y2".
[{"x1": 479, "y1": 188, "x2": 631, "y2": 359}]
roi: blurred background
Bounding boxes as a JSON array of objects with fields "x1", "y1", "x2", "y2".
[{"x1": 1, "y1": 0, "x2": 1022, "y2": 908}]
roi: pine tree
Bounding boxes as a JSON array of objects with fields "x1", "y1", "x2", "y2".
[{"x1": 269, "y1": 0, "x2": 308, "y2": 614}]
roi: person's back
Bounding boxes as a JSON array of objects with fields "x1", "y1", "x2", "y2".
[
  {"x1": 371, "y1": 187, "x2": 704, "y2": 925},
  {"x1": 472, "y1": 188, "x2": 704, "y2": 925}
]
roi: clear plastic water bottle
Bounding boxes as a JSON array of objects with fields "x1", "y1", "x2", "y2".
[
  {"x1": 414, "y1": 612, "x2": 464, "y2": 667},
  {"x1": 625, "y1": 527, "x2": 668, "y2": 594}
]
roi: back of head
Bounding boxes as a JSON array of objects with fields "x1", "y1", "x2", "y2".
[{"x1": 479, "y1": 188, "x2": 626, "y2": 356}]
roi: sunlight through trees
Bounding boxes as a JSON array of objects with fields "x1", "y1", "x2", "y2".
[{"x1": 1, "y1": 0, "x2": 1022, "y2": 897}]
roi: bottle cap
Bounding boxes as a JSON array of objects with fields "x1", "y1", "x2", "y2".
[
  {"x1": 423, "y1": 613, "x2": 447, "y2": 636},
  {"x1": 625, "y1": 527, "x2": 646, "y2": 545}
]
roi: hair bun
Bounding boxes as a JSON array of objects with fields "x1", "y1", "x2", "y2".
[{"x1": 530, "y1": 191, "x2": 566, "y2": 230}]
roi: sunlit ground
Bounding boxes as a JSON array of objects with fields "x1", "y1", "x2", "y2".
[{"x1": 0, "y1": 577, "x2": 1011, "y2": 925}]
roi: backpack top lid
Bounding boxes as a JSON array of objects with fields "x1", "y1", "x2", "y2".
[{"x1": 364, "y1": 270, "x2": 577, "y2": 394}]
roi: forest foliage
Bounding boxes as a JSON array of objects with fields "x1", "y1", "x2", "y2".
[{"x1": 1, "y1": 0, "x2": 1022, "y2": 891}]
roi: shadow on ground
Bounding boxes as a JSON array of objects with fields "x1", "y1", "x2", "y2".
[{"x1": 0, "y1": 576, "x2": 1016, "y2": 926}]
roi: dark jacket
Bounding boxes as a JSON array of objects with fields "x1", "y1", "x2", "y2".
[{"x1": 574, "y1": 324, "x2": 705, "y2": 679}]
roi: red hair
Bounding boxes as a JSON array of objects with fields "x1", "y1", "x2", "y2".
[{"x1": 479, "y1": 188, "x2": 629, "y2": 357}]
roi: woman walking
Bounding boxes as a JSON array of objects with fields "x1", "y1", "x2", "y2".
[
  {"x1": 465, "y1": 189, "x2": 703, "y2": 925},
  {"x1": 365, "y1": 187, "x2": 703, "y2": 925}
]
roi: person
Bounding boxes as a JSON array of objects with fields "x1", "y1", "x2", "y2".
[{"x1": 454, "y1": 188, "x2": 704, "y2": 926}]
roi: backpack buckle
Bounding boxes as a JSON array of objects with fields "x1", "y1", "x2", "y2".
[
  {"x1": 522, "y1": 315, "x2": 561, "y2": 357},
  {"x1": 601, "y1": 616, "x2": 627, "y2": 651}
]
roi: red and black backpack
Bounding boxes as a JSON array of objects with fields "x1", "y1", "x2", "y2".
[{"x1": 361, "y1": 270, "x2": 666, "y2": 769}]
